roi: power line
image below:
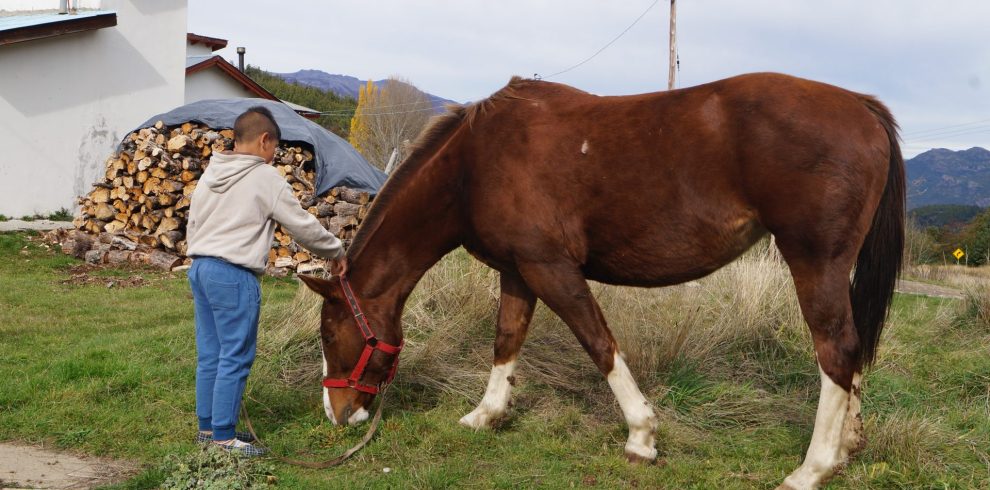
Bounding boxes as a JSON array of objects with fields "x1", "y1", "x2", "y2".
[
  {"x1": 904, "y1": 125, "x2": 990, "y2": 144},
  {"x1": 314, "y1": 106, "x2": 438, "y2": 117},
  {"x1": 901, "y1": 117, "x2": 990, "y2": 137},
  {"x1": 538, "y1": 0, "x2": 661, "y2": 80}
]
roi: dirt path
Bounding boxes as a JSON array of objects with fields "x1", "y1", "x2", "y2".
[
  {"x1": 0, "y1": 443, "x2": 132, "y2": 490},
  {"x1": 896, "y1": 279, "x2": 966, "y2": 300},
  {"x1": 0, "y1": 220, "x2": 73, "y2": 233}
]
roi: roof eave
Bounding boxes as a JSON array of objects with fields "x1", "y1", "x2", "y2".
[
  {"x1": 185, "y1": 56, "x2": 279, "y2": 101},
  {"x1": 0, "y1": 11, "x2": 117, "y2": 46}
]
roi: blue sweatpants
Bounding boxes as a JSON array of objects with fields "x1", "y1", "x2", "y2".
[{"x1": 188, "y1": 256, "x2": 261, "y2": 441}]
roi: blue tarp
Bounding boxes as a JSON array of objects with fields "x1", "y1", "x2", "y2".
[{"x1": 129, "y1": 98, "x2": 386, "y2": 195}]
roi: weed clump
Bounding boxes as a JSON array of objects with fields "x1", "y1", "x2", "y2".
[{"x1": 159, "y1": 445, "x2": 276, "y2": 489}]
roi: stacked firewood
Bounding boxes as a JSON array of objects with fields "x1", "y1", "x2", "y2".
[{"x1": 56, "y1": 120, "x2": 372, "y2": 273}]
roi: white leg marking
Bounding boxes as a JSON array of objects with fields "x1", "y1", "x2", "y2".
[
  {"x1": 781, "y1": 364, "x2": 851, "y2": 490},
  {"x1": 607, "y1": 353, "x2": 657, "y2": 460},
  {"x1": 348, "y1": 407, "x2": 369, "y2": 425},
  {"x1": 841, "y1": 372, "x2": 864, "y2": 455},
  {"x1": 321, "y1": 344, "x2": 337, "y2": 424},
  {"x1": 459, "y1": 360, "x2": 517, "y2": 429}
]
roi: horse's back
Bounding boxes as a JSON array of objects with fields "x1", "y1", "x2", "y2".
[{"x1": 461, "y1": 74, "x2": 892, "y2": 286}]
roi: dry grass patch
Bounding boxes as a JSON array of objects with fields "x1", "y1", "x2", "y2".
[
  {"x1": 260, "y1": 241, "x2": 815, "y2": 430},
  {"x1": 906, "y1": 263, "x2": 990, "y2": 290}
]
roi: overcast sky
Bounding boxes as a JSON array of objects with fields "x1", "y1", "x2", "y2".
[{"x1": 189, "y1": 0, "x2": 990, "y2": 158}]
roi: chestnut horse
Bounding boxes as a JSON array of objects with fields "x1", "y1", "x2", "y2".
[{"x1": 300, "y1": 72, "x2": 904, "y2": 489}]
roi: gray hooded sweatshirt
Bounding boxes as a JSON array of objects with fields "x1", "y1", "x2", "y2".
[{"x1": 186, "y1": 152, "x2": 343, "y2": 273}]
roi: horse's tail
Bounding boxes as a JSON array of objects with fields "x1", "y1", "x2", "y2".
[{"x1": 851, "y1": 95, "x2": 905, "y2": 367}]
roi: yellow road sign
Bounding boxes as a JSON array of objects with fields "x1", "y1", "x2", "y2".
[{"x1": 953, "y1": 248, "x2": 965, "y2": 260}]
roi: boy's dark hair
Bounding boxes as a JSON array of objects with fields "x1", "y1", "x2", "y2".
[{"x1": 234, "y1": 106, "x2": 281, "y2": 144}]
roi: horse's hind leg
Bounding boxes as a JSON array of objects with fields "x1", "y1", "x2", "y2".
[
  {"x1": 776, "y1": 252, "x2": 863, "y2": 490},
  {"x1": 515, "y1": 260, "x2": 657, "y2": 461},
  {"x1": 460, "y1": 270, "x2": 536, "y2": 429}
]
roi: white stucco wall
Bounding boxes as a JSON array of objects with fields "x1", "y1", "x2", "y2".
[
  {"x1": 0, "y1": 0, "x2": 187, "y2": 217},
  {"x1": 186, "y1": 42, "x2": 213, "y2": 58},
  {"x1": 185, "y1": 68, "x2": 258, "y2": 104}
]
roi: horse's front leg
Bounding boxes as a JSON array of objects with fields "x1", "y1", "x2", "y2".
[
  {"x1": 516, "y1": 260, "x2": 658, "y2": 461},
  {"x1": 460, "y1": 270, "x2": 536, "y2": 429}
]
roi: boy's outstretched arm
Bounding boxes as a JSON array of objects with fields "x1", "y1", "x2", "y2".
[{"x1": 270, "y1": 181, "x2": 344, "y2": 260}]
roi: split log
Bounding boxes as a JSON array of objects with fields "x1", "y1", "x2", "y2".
[
  {"x1": 107, "y1": 250, "x2": 133, "y2": 265},
  {"x1": 315, "y1": 202, "x2": 334, "y2": 217},
  {"x1": 274, "y1": 256, "x2": 295, "y2": 268},
  {"x1": 129, "y1": 251, "x2": 150, "y2": 265},
  {"x1": 338, "y1": 188, "x2": 369, "y2": 205},
  {"x1": 333, "y1": 202, "x2": 362, "y2": 218},
  {"x1": 94, "y1": 203, "x2": 115, "y2": 221},
  {"x1": 91, "y1": 188, "x2": 111, "y2": 203},
  {"x1": 85, "y1": 248, "x2": 107, "y2": 265},
  {"x1": 159, "y1": 231, "x2": 183, "y2": 250},
  {"x1": 104, "y1": 220, "x2": 127, "y2": 234},
  {"x1": 62, "y1": 231, "x2": 94, "y2": 259},
  {"x1": 156, "y1": 217, "x2": 180, "y2": 234},
  {"x1": 111, "y1": 235, "x2": 138, "y2": 251},
  {"x1": 148, "y1": 249, "x2": 181, "y2": 271}
]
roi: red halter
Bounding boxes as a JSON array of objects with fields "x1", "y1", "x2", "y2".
[{"x1": 321, "y1": 274, "x2": 403, "y2": 395}]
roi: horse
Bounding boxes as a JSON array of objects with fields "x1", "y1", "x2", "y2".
[{"x1": 299, "y1": 72, "x2": 904, "y2": 489}]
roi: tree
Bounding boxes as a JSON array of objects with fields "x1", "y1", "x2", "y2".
[
  {"x1": 960, "y1": 208, "x2": 990, "y2": 266},
  {"x1": 348, "y1": 80, "x2": 378, "y2": 157},
  {"x1": 348, "y1": 76, "x2": 433, "y2": 170}
]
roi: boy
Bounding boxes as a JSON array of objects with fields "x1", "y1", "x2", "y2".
[{"x1": 186, "y1": 106, "x2": 346, "y2": 455}]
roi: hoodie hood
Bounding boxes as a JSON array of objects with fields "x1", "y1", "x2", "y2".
[{"x1": 200, "y1": 152, "x2": 266, "y2": 193}]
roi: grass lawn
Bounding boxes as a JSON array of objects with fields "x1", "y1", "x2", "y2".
[{"x1": 0, "y1": 231, "x2": 988, "y2": 488}]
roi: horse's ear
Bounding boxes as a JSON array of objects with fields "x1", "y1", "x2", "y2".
[{"x1": 298, "y1": 274, "x2": 340, "y2": 300}]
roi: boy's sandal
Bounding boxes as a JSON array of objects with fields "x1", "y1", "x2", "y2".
[
  {"x1": 213, "y1": 439, "x2": 269, "y2": 457},
  {"x1": 197, "y1": 431, "x2": 256, "y2": 444}
]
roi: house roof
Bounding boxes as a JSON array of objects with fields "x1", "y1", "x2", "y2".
[
  {"x1": 186, "y1": 55, "x2": 279, "y2": 101},
  {"x1": 281, "y1": 100, "x2": 321, "y2": 118},
  {"x1": 0, "y1": 10, "x2": 116, "y2": 46},
  {"x1": 185, "y1": 55, "x2": 321, "y2": 120},
  {"x1": 186, "y1": 32, "x2": 227, "y2": 51}
]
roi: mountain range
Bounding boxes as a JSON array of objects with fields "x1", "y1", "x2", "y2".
[
  {"x1": 906, "y1": 147, "x2": 990, "y2": 209},
  {"x1": 272, "y1": 69, "x2": 458, "y2": 111}
]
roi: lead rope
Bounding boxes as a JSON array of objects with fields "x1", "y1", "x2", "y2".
[{"x1": 239, "y1": 382, "x2": 391, "y2": 468}]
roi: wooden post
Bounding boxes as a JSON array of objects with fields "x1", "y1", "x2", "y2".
[
  {"x1": 668, "y1": 0, "x2": 677, "y2": 90},
  {"x1": 385, "y1": 147, "x2": 400, "y2": 175}
]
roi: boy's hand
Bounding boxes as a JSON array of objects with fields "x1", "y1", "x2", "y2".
[{"x1": 331, "y1": 257, "x2": 348, "y2": 277}]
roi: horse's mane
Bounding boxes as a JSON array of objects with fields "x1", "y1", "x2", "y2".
[{"x1": 346, "y1": 77, "x2": 530, "y2": 259}]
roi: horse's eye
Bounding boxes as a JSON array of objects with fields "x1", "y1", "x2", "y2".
[{"x1": 322, "y1": 326, "x2": 336, "y2": 344}]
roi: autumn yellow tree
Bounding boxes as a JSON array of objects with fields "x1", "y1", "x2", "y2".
[
  {"x1": 348, "y1": 80, "x2": 379, "y2": 155},
  {"x1": 348, "y1": 76, "x2": 432, "y2": 170}
]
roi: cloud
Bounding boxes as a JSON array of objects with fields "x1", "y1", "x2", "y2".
[{"x1": 189, "y1": 0, "x2": 990, "y2": 156}]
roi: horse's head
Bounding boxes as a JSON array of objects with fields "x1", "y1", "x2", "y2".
[{"x1": 298, "y1": 274, "x2": 402, "y2": 426}]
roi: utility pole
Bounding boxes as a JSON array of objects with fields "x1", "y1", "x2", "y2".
[{"x1": 668, "y1": 0, "x2": 677, "y2": 90}]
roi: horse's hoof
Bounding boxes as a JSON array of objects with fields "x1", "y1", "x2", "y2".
[
  {"x1": 623, "y1": 442, "x2": 657, "y2": 463},
  {"x1": 624, "y1": 452, "x2": 652, "y2": 464},
  {"x1": 458, "y1": 410, "x2": 495, "y2": 430}
]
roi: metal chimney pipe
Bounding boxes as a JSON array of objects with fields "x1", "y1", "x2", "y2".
[
  {"x1": 236, "y1": 47, "x2": 246, "y2": 72},
  {"x1": 59, "y1": 0, "x2": 68, "y2": 14}
]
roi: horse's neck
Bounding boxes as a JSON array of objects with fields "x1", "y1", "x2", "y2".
[{"x1": 348, "y1": 156, "x2": 463, "y2": 327}]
